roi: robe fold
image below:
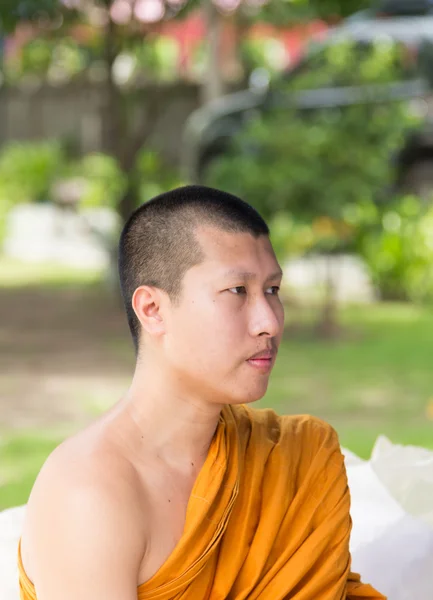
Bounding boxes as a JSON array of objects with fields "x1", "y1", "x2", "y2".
[{"x1": 17, "y1": 404, "x2": 385, "y2": 599}]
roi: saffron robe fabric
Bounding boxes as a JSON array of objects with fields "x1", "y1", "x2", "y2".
[{"x1": 18, "y1": 404, "x2": 385, "y2": 599}]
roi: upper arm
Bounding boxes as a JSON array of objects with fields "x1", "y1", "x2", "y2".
[
  {"x1": 305, "y1": 419, "x2": 385, "y2": 598},
  {"x1": 306, "y1": 419, "x2": 351, "y2": 546},
  {"x1": 26, "y1": 454, "x2": 146, "y2": 600}
]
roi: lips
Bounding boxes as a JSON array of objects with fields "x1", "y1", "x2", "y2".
[
  {"x1": 248, "y1": 349, "x2": 274, "y2": 360},
  {"x1": 246, "y1": 348, "x2": 276, "y2": 371}
]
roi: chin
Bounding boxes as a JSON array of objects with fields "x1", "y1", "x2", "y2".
[{"x1": 230, "y1": 384, "x2": 269, "y2": 405}]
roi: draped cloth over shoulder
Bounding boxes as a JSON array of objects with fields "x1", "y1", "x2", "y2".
[{"x1": 17, "y1": 405, "x2": 385, "y2": 600}]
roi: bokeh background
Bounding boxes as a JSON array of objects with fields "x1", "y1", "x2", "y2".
[{"x1": 1, "y1": 0, "x2": 433, "y2": 510}]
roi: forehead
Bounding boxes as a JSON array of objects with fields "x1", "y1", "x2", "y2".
[{"x1": 193, "y1": 225, "x2": 279, "y2": 274}]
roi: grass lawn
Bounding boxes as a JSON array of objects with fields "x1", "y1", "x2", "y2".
[
  {"x1": 0, "y1": 256, "x2": 104, "y2": 288},
  {"x1": 0, "y1": 430, "x2": 67, "y2": 511},
  {"x1": 0, "y1": 257, "x2": 432, "y2": 508},
  {"x1": 259, "y1": 302, "x2": 433, "y2": 456}
]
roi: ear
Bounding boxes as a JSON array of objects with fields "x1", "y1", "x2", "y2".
[{"x1": 132, "y1": 286, "x2": 166, "y2": 338}]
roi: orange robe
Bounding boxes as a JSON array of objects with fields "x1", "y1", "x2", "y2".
[{"x1": 18, "y1": 404, "x2": 385, "y2": 599}]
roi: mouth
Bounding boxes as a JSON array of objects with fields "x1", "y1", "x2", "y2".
[{"x1": 246, "y1": 349, "x2": 276, "y2": 372}]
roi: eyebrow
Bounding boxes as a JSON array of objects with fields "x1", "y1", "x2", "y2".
[{"x1": 223, "y1": 269, "x2": 283, "y2": 282}]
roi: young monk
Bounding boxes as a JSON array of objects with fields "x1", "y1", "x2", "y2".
[{"x1": 17, "y1": 185, "x2": 385, "y2": 600}]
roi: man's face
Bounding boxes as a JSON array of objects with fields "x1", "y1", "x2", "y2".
[{"x1": 162, "y1": 225, "x2": 285, "y2": 406}]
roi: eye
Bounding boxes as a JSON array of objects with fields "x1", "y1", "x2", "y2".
[
  {"x1": 266, "y1": 286, "x2": 280, "y2": 295},
  {"x1": 228, "y1": 286, "x2": 247, "y2": 295}
]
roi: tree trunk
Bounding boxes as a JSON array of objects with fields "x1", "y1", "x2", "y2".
[
  {"x1": 97, "y1": 6, "x2": 164, "y2": 291},
  {"x1": 118, "y1": 172, "x2": 140, "y2": 222},
  {"x1": 316, "y1": 254, "x2": 340, "y2": 339},
  {"x1": 202, "y1": 0, "x2": 225, "y2": 104},
  {"x1": 101, "y1": 16, "x2": 162, "y2": 222},
  {"x1": 102, "y1": 16, "x2": 124, "y2": 159}
]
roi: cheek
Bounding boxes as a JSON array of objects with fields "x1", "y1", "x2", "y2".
[
  {"x1": 277, "y1": 302, "x2": 285, "y2": 333},
  {"x1": 170, "y1": 300, "x2": 242, "y2": 364}
]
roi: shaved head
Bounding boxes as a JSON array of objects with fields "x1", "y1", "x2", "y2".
[{"x1": 118, "y1": 185, "x2": 269, "y2": 351}]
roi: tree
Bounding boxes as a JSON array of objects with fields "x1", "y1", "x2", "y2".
[
  {"x1": 206, "y1": 39, "x2": 421, "y2": 337},
  {"x1": 1, "y1": 0, "x2": 259, "y2": 217},
  {"x1": 0, "y1": 0, "x2": 374, "y2": 223},
  {"x1": 0, "y1": 1, "x2": 59, "y2": 32},
  {"x1": 242, "y1": 0, "x2": 370, "y2": 25},
  {"x1": 1, "y1": 0, "x2": 196, "y2": 220}
]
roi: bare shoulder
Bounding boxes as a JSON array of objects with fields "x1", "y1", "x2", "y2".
[
  {"x1": 22, "y1": 429, "x2": 147, "y2": 599},
  {"x1": 25, "y1": 427, "x2": 147, "y2": 532}
]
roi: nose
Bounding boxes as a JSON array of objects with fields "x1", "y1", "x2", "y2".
[{"x1": 248, "y1": 294, "x2": 283, "y2": 339}]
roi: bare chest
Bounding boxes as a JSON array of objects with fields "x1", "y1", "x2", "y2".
[{"x1": 137, "y1": 468, "x2": 198, "y2": 585}]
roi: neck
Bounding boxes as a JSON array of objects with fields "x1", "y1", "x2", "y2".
[{"x1": 111, "y1": 358, "x2": 223, "y2": 471}]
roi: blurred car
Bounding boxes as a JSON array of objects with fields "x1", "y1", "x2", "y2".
[{"x1": 183, "y1": 1, "x2": 433, "y2": 199}]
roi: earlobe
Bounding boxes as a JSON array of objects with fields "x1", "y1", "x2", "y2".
[{"x1": 132, "y1": 286, "x2": 165, "y2": 336}]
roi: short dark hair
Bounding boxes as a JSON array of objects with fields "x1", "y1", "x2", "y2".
[{"x1": 118, "y1": 185, "x2": 269, "y2": 352}]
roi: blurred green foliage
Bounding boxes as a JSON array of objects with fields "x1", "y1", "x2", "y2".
[
  {"x1": 134, "y1": 37, "x2": 180, "y2": 82},
  {"x1": 13, "y1": 37, "x2": 87, "y2": 82},
  {"x1": 0, "y1": 139, "x2": 183, "y2": 244},
  {"x1": 4, "y1": 34, "x2": 182, "y2": 85},
  {"x1": 134, "y1": 149, "x2": 185, "y2": 203},
  {"x1": 76, "y1": 153, "x2": 127, "y2": 210},
  {"x1": 250, "y1": 0, "x2": 371, "y2": 24},
  {"x1": 0, "y1": 0, "x2": 59, "y2": 32},
  {"x1": 209, "y1": 39, "x2": 419, "y2": 219},
  {"x1": 360, "y1": 196, "x2": 433, "y2": 302},
  {"x1": 0, "y1": 140, "x2": 65, "y2": 240},
  {"x1": 207, "y1": 39, "x2": 428, "y2": 301},
  {"x1": 0, "y1": 0, "x2": 374, "y2": 84},
  {"x1": 0, "y1": 140, "x2": 65, "y2": 205},
  {"x1": 241, "y1": 37, "x2": 288, "y2": 76}
]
